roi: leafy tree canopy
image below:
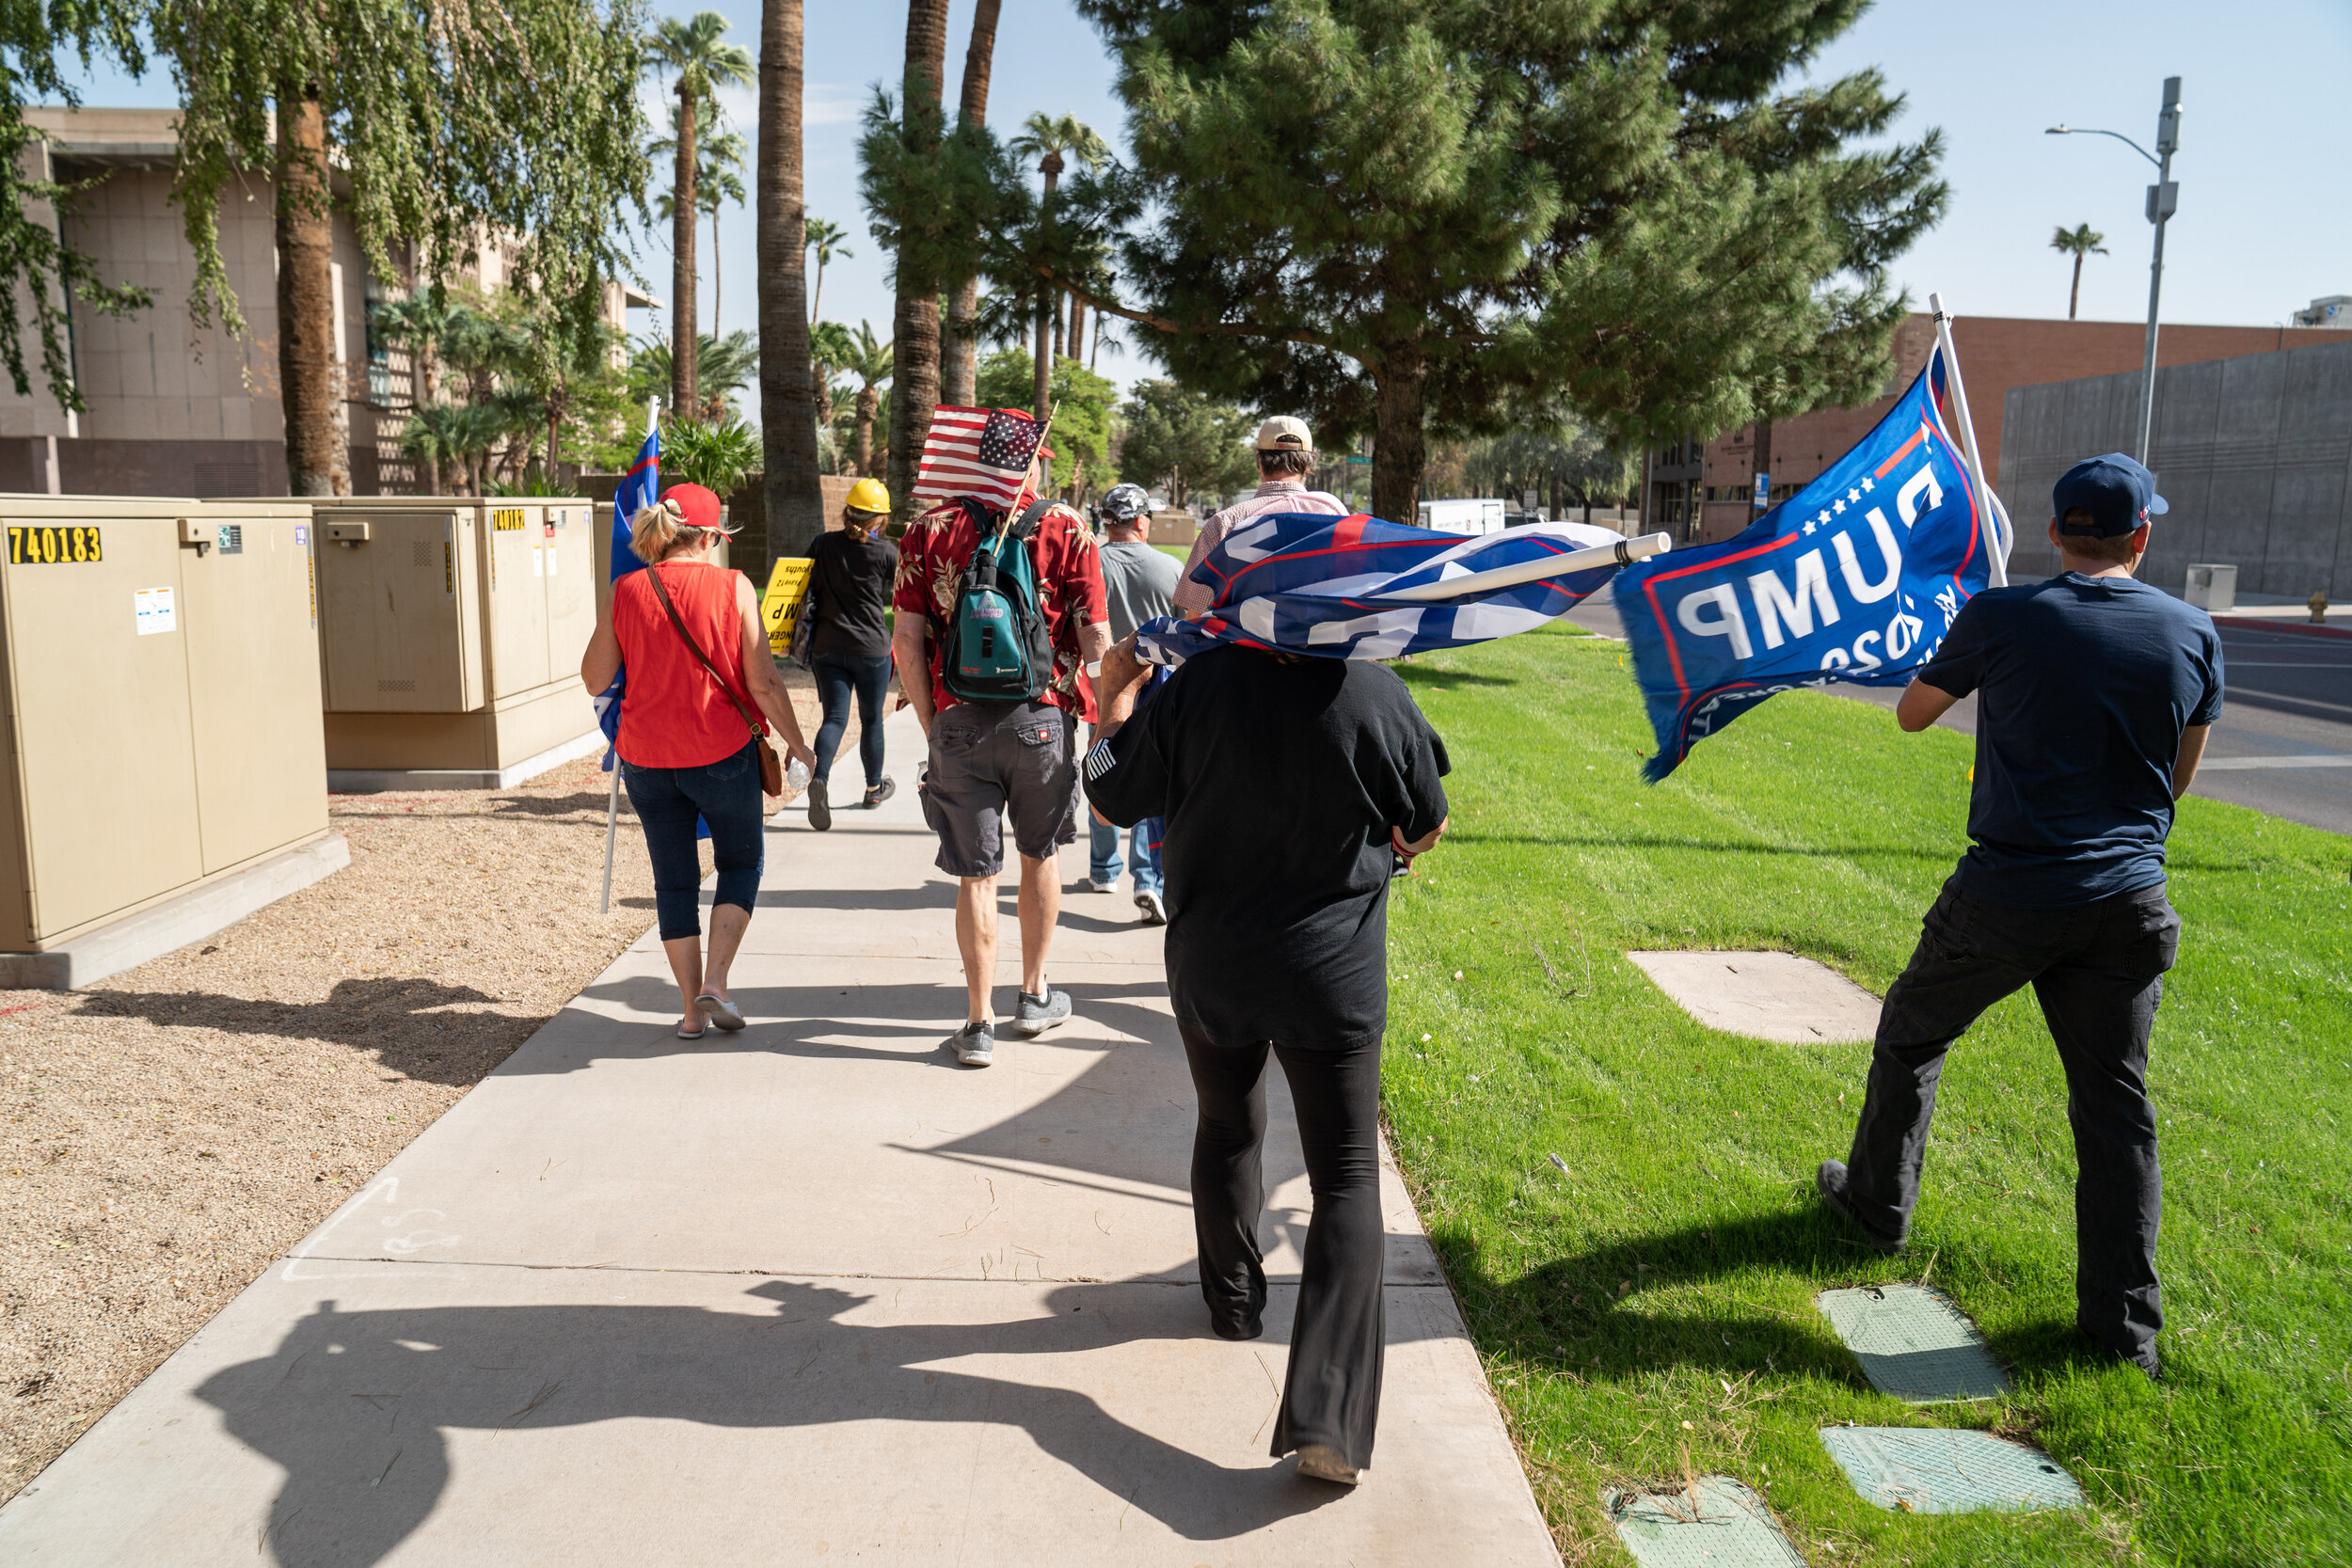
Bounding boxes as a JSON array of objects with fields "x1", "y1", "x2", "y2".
[
  {"x1": 975, "y1": 349, "x2": 1118, "y2": 496},
  {"x1": 1070, "y1": 0, "x2": 1946, "y2": 521},
  {"x1": 1117, "y1": 378, "x2": 1255, "y2": 507},
  {"x1": 152, "y1": 0, "x2": 650, "y2": 341}
]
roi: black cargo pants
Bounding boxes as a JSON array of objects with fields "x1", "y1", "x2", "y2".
[{"x1": 1843, "y1": 879, "x2": 2180, "y2": 1369}]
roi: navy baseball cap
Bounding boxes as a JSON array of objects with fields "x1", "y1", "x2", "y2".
[{"x1": 2053, "y1": 452, "x2": 2168, "y2": 537}]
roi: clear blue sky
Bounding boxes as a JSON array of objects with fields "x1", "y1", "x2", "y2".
[{"x1": 49, "y1": 0, "x2": 2352, "y2": 409}]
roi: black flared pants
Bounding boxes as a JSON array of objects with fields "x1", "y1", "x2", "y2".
[{"x1": 1178, "y1": 1014, "x2": 1386, "y2": 1469}]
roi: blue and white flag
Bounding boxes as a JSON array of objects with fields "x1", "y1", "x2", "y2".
[
  {"x1": 596, "y1": 420, "x2": 660, "y2": 770},
  {"x1": 1134, "y1": 514, "x2": 1632, "y2": 666},
  {"x1": 1616, "y1": 346, "x2": 2006, "y2": 782}
]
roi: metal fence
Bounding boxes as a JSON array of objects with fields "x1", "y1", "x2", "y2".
[{"x1": 1997, "y1": 336, "x2": 2352, "y2": 597}]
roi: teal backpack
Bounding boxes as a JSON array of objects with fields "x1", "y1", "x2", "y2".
[{"x1": 941, "y1": 499, "x2": 1057, "y2": 703}]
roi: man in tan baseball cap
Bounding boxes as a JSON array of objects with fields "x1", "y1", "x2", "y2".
[{"x1": 1171, "y1": 415, "x2": 1349, "y2": 617}]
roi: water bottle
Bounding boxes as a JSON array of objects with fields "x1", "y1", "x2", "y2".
[{"x1": 785, "y1": 755, "x2": 811, "y2": 793}]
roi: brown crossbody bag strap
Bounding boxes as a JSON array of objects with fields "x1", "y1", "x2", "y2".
[{"x1": 644, "y1": 565, "x2": 784, "y2": 796}]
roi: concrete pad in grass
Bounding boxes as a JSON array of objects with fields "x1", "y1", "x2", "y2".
[
  {"x1": 1604, "y1": 1475, "x2": 1806, "y2": 1566},
  {"x1": 1818, "y1": 1427, "x2": 2083, "y2": 1514},
  {"x1": 1627, "y1": 950, "x2": 1883, "y2": 1043},
  {"x1": 1816, "y1": 1284, "x2": 2010, "y2": 1403},
  {"x1": 0, "y1": 1262, "x2": 1546, "y2": 1566}
]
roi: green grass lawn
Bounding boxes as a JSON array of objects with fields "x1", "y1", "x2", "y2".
[{"x1": 1382, "y1": 622, "x2": 2352, "y2": 1565}]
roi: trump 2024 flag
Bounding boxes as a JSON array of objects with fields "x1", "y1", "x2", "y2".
[
  {"x1": 1135, "y1": 514, "x2": 1633, "y2": 666},
  {"x1": 1616, "y1": 347, "x2": 2002, "y2": 781}
]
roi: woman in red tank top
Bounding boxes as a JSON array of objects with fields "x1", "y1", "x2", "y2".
[{"x1": 581, "y1": 483, "x2": 816, "y2": 1038}]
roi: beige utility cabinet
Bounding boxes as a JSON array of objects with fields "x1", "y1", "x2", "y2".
[
  {"x1": 303, "y1": 499, "x2": 600, "y2": 788},
  {"x1": 0, "y1": 498, "x2": 338, "y2": 982}
]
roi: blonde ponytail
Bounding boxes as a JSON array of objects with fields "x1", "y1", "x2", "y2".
[{"x1": 631, "y1": 499, "x2": 685, "y2": 563}]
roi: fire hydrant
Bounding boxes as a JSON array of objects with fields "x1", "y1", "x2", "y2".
[{"x1": 2312, "y1": 590, "x2": 2331, "y2": 625}]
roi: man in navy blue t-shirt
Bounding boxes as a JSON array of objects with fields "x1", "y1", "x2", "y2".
[{"x1": 1818, "y1": 452, "x2": 2222, "y2": 1376}]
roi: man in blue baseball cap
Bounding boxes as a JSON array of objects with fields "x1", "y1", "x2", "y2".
[{"x1": 1817, "y1": 451, "x2": 2223, "y2": 1378}]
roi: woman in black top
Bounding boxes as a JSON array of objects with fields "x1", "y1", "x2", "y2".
[{"x1": 803, "y1": 479, "x2": 900, "y2": 831}]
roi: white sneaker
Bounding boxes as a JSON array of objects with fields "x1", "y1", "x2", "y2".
[
  {"x1": 1135, "y1": 890, "x2": 1167, "y2": 926},
  {"x1": 1082, "y1": 878, "x2": 1120, "y2": 894}
]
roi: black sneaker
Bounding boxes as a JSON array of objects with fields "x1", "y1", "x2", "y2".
[
  {"x1": 807, "y1": 777, "x2": 832, "y2": 832},
  {"x1": 863, "y1": 777, "x2": 896, "y2": 809},
  {"x1": 1816, "y1": 1159, "x2": 1903, "y2": 1255},
  {"x1": 1011, "y1": 989, "x2": 1072, "y2": 1037},
  {"x1": 946, "y1": 1019, "x2": 993, "y2": 1067}
]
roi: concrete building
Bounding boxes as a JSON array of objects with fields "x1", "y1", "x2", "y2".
[
  {"x1": 2000, "y1": 334, "x2": 2352, "y2": 597},
  {"x1": 2292, "y1": 295, "x2": 2351, "y2": 330},
  {"x1": 1647, "y1": 311, "x2": 2352, "y2": 546},
  {"x1": 0, "y1": 107, "x2": 646, "y2": 497}
]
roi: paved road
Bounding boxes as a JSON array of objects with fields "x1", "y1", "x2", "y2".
[
  {"x1": 0, "y1": 710, "x2": 1559, "y2": 1567},
  {"x1": 1566, "y1": 590, "x2": 2352, "y2": 837}
]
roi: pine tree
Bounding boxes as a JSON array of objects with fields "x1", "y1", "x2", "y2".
[{"x1": 1073, "y1": 0, "x2": 1946, "y2": 523}]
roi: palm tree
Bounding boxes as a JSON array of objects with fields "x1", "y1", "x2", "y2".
[
  {"x1": 844, "y1": 320, "x2": 892, "y2": 477},
  {"x1": 885, "y1": 0, "x2": 952, "y2": 526},
  {"x1": 655, "y1": 110, "x2": 749, "y2": 336},
  {"x1": 941, "y1": 0, "x2": 1004, "y2": 406},
  {"x1": 804, "y1": 216, "x2": 850, "y2": 323},
  {"x1": 646, "y1": 10, "x2": 754, "y2": 421},
  {"x1": 1008, "y1": 112, "x2": 1109, "y2": 415},
  {"x1": 757, "y1": 0, "x2": 825, "y2": 561},
  {"x1": 372, "y1": 293, "x2": 455, "y2": 491},
  {"x1": 2050, "y1": 223, "x2": 2108, "y2": 321}
]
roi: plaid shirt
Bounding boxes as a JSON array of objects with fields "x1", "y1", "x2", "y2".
[{"x1": 893, "y1": 499, "x2": 1108, "y2": 720}]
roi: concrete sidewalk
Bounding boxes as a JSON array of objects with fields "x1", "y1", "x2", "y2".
[{"x1": 0, "y1": 709, "x2": 1560, "y2": 1567}]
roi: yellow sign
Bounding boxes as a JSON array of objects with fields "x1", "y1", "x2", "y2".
[
  {"x1": 491, "y1": 508, "x2": 527, "y2": 531},
  {"x1": 760, "y1": 557, "x2": 815, "y2": 655},
  {"x1": 8, "y1": 525, "x2": 102, "y2": 563}
]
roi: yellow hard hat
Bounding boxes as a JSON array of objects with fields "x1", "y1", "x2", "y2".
[{"x1": 844, "y1": 477, "x2": 891, "y2": 516}]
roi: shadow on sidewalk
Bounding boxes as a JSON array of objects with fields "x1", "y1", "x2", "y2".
[{"x1": 202, "y1": 1280, "x2": 1345, "y2": 1567}]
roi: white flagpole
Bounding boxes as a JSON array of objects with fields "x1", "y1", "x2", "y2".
[
  {"x1": 600, "y1": 396, "x2": 660, "y2": 913},
  {"x1": 1382, "y1": 531, "x2": 1672, "y2": 603},
  {"x1": 1929, "y1": 293, "x2": 2008, "y2": 587}
]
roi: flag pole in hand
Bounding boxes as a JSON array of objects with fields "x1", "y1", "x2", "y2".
[
  {"x1": 600, "y1": 394, "x2": 660, "y2": 913},
  {"x1": 1929, "y1": 293, "x2": 2009, "y2": 586}
]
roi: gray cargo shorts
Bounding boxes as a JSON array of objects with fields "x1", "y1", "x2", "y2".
[{"x1": 919, "y1": 699, "x2": 1081, "y2": 879}]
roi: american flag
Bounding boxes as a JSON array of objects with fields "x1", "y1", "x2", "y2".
[
  {"x1": 1135, "y1": 513, "x2": 1632, "y2": 666},
  {"x1": 913, "y1": 405, "x2": 1046, "y2": 509}
]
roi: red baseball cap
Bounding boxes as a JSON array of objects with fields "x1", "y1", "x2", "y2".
[{"x1": 663, "y1": 482, "x2": 723, "y2": 534}]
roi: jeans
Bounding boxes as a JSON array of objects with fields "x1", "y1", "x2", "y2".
[
  {"x1": 811, "y1": 652, "x2": 892, "y2": 788},
  {"x1": 1844, "y1": 879, "x2": 2179, "y2": 1366},
  {"x1": 621, "y1": 739, "x2": 766, "y2": 940},
  {"x1": 1180, "y1": 1015, "x2": 1386, "y2": 1469},
  {"x1": 1087, "y1": 720, "x2": 1162, "y2": 894},
  {"x1": 1089, "y1": 814, "x2": 1163, "y2": 895}
]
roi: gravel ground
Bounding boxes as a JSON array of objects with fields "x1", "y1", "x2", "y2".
[{"x1": 0, "y1": 674, "x2": 857, "y2": 1502}]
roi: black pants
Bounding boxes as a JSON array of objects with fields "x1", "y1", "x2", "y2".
[
  {"x1": 1845, "y1": 879, "x2": 2179, "y2": 1367},
  {"x1": 1179, "y1": 1016, "x2": 1386, "y2": 1469}
]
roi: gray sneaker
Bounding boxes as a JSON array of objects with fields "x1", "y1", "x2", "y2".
[
  {"x1": 947, "y1": 1019, "x2": 994, "y2": 1067},
  {"x1": 1816, "y1": 1159, "x2": 1903, "y2": 1254},
  {"x1": 806, "y1": 777, "x2": 832, "y2": 832},
  {"x1": 1011, "y1": 989, "x2": 1072, "y2": 1037}
]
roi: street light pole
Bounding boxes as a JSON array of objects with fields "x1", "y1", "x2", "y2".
[
  {"x1": 2136, "y1": 77, "x2": 2183, "y2": 465},
  {"x1": 2046, "y1": 78, "x2": 2182, "y2": 464}
]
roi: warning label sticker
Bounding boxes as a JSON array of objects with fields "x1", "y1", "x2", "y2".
[{"x1": 135, "y1": 586, "x2": 176, "y2": 636}]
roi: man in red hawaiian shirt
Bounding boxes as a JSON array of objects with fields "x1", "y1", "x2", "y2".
[{"x1": 892, "y1": 493, "x2": 1110, "y2": 1066}]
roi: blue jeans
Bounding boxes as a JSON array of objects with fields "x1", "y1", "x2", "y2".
[
  {"x1": 622, "y1": 739, "x2": 766, "y2": 940},
  {"x1": 812, "y1": 652, "x2": 891, "y2": 788},
  {"x1": 1089, "y1": 719, "x2": 1163, "y2": 895},
  {"x1": 1090, "y1": 814, "x2": 1163, "y2": 895}
]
